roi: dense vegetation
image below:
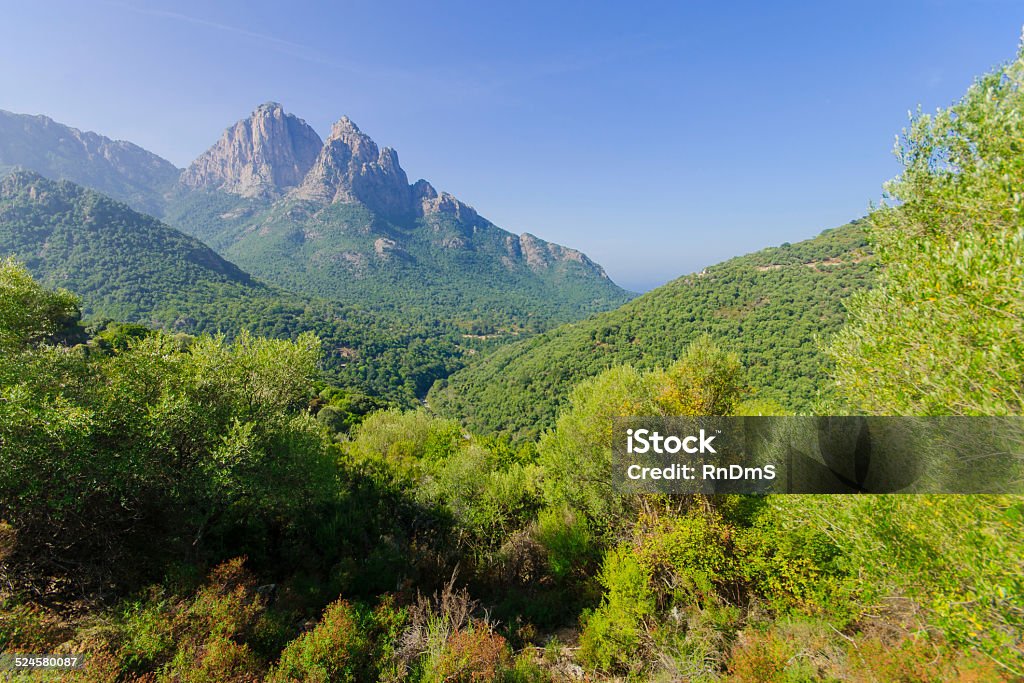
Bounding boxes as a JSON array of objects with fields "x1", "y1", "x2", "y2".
[
  {"x1": 829, "y1": 44, "x2": 1024, "y2": 416},
  {"x1": 2, "y1": 264, "x2": 1019, "y2": 681},
  {"x1": 430, "y1": 223, "x2": 873, "y2": 439},
  {"x1": 3, "y1": 34, "x2": 1024, "y2": 683},
  {"x1": 167, "y1": 190, "x2": 635, "y2": 335},
  {"x1": 0, "y1": 172, "x2": 471, "y2": 405}
]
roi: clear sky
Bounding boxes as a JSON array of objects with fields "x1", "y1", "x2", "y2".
[{"x1": 2, "y1": 1, "x2": 1022, "y2": 291}]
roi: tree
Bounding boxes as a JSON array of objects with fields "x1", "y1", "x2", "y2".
[
  {"x1": 0, "y1": 264, "x2": 337, "y2": 595},
  {"x1": 830, "y1": 41, "x2": 1024, "y2": 415},
  {"x1": 0, "y1": 257, "x2": 80, "y2": 349},
  {"x1": 538, "y1": 337, "x2": 745, "y2": 530}
]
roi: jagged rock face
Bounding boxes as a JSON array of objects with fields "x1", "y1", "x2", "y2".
[
  {"x1": 510, "y1": 232, "x2": 609, "y2": 277},
  {"x1": 413, "y1": 179, "x2": 478, "y2": 222},
  {"x1": 181, "y1": 103, "x2": 323, "y2": 198},
  {"x1": 176, "y1": 105, "x2": 621, "y2": 286},
  {"x1": 293, "y1": 117, "x2": 411, "y2": 217}
]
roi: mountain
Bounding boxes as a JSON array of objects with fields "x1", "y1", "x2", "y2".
[
  {"x1": 180, "y1": 102, "x2": 323, "y2": 198},
  {"x1": 428, "y1": 222, "x2": 875, "y2": 439},
  {"x1": 0, "y1": 171, "x2": 465, "y2": 402},
  {"x1": 293, "y1": 115, "x2": 411, "y2": 216},
  {"x1": 0, "y1": 105, "x2": 632, "y2": 331},
  {"x1": 167, "y1": 105, "x2": 634, "y2": 332},
  {"x1": 0, "y1": 109, "x2": 180, "y2": 216}
]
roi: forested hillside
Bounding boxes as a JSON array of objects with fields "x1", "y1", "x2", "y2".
[
  {"x1": 430, "y1": 222, "x2": 874, "y2": 438},
  {"x1": 0, "y1": 171, "x2": 465, "y2": 403}
]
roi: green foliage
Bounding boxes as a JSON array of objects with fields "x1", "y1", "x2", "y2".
[
  {"x1": 537, "y1": 364, "x2": 657, "y2": 526},
  {"x1": 819, "y1": 42, "x2": 1024, "y2": 675},
  {"x1": 432, "y1": 223, "x2": 873, "y2": 439},
  {"x1": 0, "y1": 255, "x2": 80, "y2": 349},
  {"x1": 534, "y1": 506, "x2": 597, "y2": 582},
  {"x1": 348, "y1": 409, "x2": 462, "y2": 463},
  {"x1": 578, "y1": 547, "x2": 656, "y2": 674},
  {"x1": 0, "y1": 263, "x2": 342, "y2": 593},
  {"x1": 0, "y1": 172, "x2": 466, "y2": 404},
  {"x1": 652, "y1": 334, "x2": 744, "y2": 415},
  {"x1": 830, "y1": 45, "x2": 1024, "y2": 415},
  {"x1": 416, "y1": 444, "x2": 542, "y2": 557},
  {"x1": 171, "y1": 192, "x2": 635, "y2": 337},
  {"x1": 268, "y1": 599, "x2": 373, "y2": 683},
  {"x1": 313, "y1": 386, "x2": 388, "y2": 435},
  {"x1": 538, "y1": 337, "x2": 744, "y2": 529},
  {"x1": 775, "y1": 494, "x2": 1024, "y2": 672}
]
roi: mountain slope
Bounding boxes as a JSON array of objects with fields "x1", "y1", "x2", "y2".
[
  {"x1": 0, "y1": 109, "x2": 179, "y2": 216},
  {"x1": 428, "y1": 223, "x2": 875, "y2": 438},
  {"x1": 0, "y1": 171, "x2": 464, "y2": 402},
  {"x1": 168, "y1": 105, "x2": 635, "y2": 331},
  {"x1": 0, "y1": 170, "x2": 259, "y2": 324}
]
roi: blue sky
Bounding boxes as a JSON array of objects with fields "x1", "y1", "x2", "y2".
[{"x1": 2, "y1": 1, "x2": 1022, "y2": 291}]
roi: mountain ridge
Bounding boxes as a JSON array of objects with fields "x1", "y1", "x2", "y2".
[
  {"x1": 0, "y1": 105, "x2": 631, "y2": 329},
  {"x1": 0, "y1": 109, "x2": 180, "y2": 216},
  {"x1": 428, "y1": 222, "x2": 875, "y2": 438}
]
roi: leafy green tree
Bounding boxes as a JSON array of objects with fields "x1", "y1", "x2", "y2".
[
  {"x1": 652, "y1": 334, "x2": 744, "y2": 415},
  {"x1": 830, "y1": 43, "x2": 1024, "y2": 415},
  {"x1": 538, "y1": 338, "x2": 745, "y2": 531},
  {"x1": 0, "y1": 264, "x2": 338, "y2": 594},
  {"x1": 0, "y1": 256, "x2": 80, "y2": 349}
]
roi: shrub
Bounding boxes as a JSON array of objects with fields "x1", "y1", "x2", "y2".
[
  {"x1": 268, "y1": 599, "x2": 372, "y2": 683},
  {"x1": 348, "y1": 409, "x2": 461, "y2": 464},
  {"x1": 578, "y1": 546, "x2": 656, "y2": 674},
  {"x1": 423, "y1": 627, "x2": 513, "y2": 683},
  {"x1": 634, "y1": 509, "x2": 734, "y2": 603},
  {"x1": 533, "y1": 505, "x2": 597, "y2": 582},
  {"x1": 169, "y1": 634, "x2": 263, "y2": 683}
]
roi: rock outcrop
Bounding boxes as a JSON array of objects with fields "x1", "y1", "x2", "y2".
[
  {"x1": 180, "y1": 102, "x2": 323, "y2": 198},
  {"x1": 292, "y1": 116, "x2": 411, "y2": 217},
  {"x1": 508, "y1": 232, "x2": 609, "y2": 276}
]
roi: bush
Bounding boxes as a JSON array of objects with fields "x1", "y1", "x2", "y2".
[
  {"x1": 533, "y1": 505, "x2": 597, "y2": 582},
  {"x1": 268, "y1": 599, "x2": 372, "y2": 683},
  {"x1": 578, "y1": 546, "x2": 656, "y2": 674},
  {"x1": 423, "y1": 627, "x2": 513, "y2": 683},
  {"x1": 169, "y1": 634, "x2": 262, "y2": 683}
]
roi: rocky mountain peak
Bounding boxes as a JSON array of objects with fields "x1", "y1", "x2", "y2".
[
  {"x1": 293, "y1": 115, "x2": 411, "y2": 216},
  {"x1": 180, "y1": 103, "x2": 323, "y2": 198}
]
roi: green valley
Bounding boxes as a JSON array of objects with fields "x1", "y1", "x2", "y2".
[
  {"x1": 0, "y1": 171, "x2": 464, "y2": 403},
  {"x1": 430, "y1": 222, "x2": 874, "y2": 438}
]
